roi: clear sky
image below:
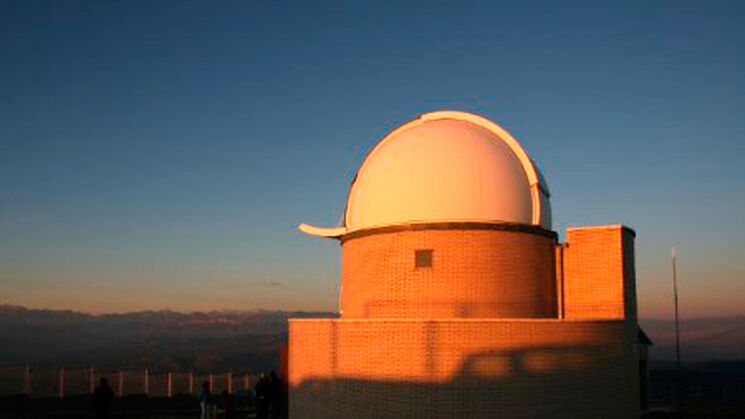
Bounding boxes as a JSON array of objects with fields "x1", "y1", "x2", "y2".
[{"x1": 1, "y1": 1, "x2": 743, "y2": 318}]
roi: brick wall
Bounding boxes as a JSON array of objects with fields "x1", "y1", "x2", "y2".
[
  {"x1": 341, "y1": 228, "x2": 557, "y2": 319},
  {"x1": 289, "y1": 319, "x2": 637, "y2": 418},
  {"x1": 562, "y1": 225, "x2": 637, "y2": 320},
  {"x1": 289, "y1": 223, "x2": 642, "y2": 417}
]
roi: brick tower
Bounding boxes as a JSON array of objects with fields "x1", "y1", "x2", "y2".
[{"x1": 290, "y1": 111, "x2": 646, "y2": 418}]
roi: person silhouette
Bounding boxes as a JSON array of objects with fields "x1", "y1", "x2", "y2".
[
  {"x1": 222, "y1": 389, "x2": 235, "y2": 419},
  {"x1": 92, "y1": 377, "x2": 115, "y2": 419},
  {"x1": 197, "y1": 381, "x2": 212, "y2": 419},
  {"x1": 269, "y1": 371, "x2": 284, "y2": 419},
  {"x1": 254, "y1": 373, "x2": 269, "y2": 419}
]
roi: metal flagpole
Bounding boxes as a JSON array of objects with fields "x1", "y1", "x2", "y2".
[{"x1": 672, "y1": 247, "x2": 681, "y2": 408}]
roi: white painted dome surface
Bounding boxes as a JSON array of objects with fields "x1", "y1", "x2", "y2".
[{"x1": 299, "y1": 111, "x2": 551, "y2": 237}]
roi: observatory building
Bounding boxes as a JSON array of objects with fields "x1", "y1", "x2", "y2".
[{"x1": 291, "y1": 111, "x2": 648, "y2": 418}]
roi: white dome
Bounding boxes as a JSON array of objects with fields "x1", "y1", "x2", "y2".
[{"x1": 300, "y1": 111, "x2": 551, "y2": 237}]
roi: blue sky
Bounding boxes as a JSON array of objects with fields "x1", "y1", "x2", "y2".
[{"x1": 1, "y1": 1, "x2": 743, "y2": 317}]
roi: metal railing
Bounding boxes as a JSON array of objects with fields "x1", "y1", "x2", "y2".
[{"x1": 0, "y1": 364, "x2": 259, "y2": 399}]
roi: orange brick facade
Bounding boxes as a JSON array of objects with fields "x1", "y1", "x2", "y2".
[
  {"x1": 341, "y1": 226, "x2": 558, "y2": 319},
  {"x1": 289, "y1": 223, "x2": 642, "y2": 418},
  {"x1": 289, "y1": 319, "x2": 637, "y2": 418},
  {"x1": 563, "y1": 225, "x2": 637, "y2": 320}
]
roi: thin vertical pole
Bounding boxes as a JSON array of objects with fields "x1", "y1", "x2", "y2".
[
  {"x1": 59, "y1": 369, "x2": 64, "y2": 399},
  {"x1": 558, "y1": 244, "x2": 565, "y2": 319},
  {"x1": 189, "y1": 372, "x2": 194, "y2": 394},
  {"x1": 90, "y1": 368, "x2": 95, "y2": 394},
  {"x1": 228, "y1": 372, "x2": 232, "y2": 394},
  {"x1": 244, "y1": 374, "x2": 248, "y2": 392},
  {"x1": 672, "y1": 248, "x2": 682, "y2": 407},
  {"x1": 118, "y1": 371, "x2": 123, "y2": 397},
  {"x1": 25, "y1": 364, "x2": 30, "y2": 395},
  {"x1": 209, "y1": 373, "x2": 213, "y2": 391},
  {"x1": 167, "y1": 372, "x2": 172, "y2": 398},
  {"x1": 144, "y1": 368, "x2": 149, "y2": 395}
]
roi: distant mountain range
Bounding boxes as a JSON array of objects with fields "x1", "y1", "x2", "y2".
[
  {"x1": 640, "y1": 316, "x2": 745, "y2": 362},
  {"x1": 0, "y1": 304, "x2": 336, "y2": 373},
  {"x1": 1, "y1": 305, "x2": 742, "y2": 372}
]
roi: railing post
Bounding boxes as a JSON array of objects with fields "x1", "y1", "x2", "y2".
[
  {"x1": 24, "y1": 364, "x2": 30, "y2": 395},
  {"x1": 208, "y1": 373, "x2": 213, "y2": 391},
  {"x1": 167, "y1": 372, "x2": 172, "y2": 398},
  {"x1": 189, "y1": 371, "x2": 194, "y2": 394},
  {"x1": 118, "y1": 371, "x2": 123, "y2": 397},
  {"x1": 228, "y1": 372, "x2": 232, "y2": 394},
  {"x1": 59, "y1": 369, "x2": 64, "y2": 399},
  {"x1": 144, "y1": 368, "x2": 149, "y2": 395}
]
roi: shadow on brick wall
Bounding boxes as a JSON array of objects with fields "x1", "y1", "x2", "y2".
[{"x1": 291, "y1": 344, "x2": 637, "y2": 418}]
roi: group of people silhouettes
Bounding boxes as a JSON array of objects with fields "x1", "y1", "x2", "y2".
[
  {"x1": 253, "y1": 371, "x2": 285, "y2": 419},
  {"x1": 198, "y1": 371, "x2": 286, "y2": 419},
  {"x1": 91, "y1": 371, "x2": 285, "y2": 419}
]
